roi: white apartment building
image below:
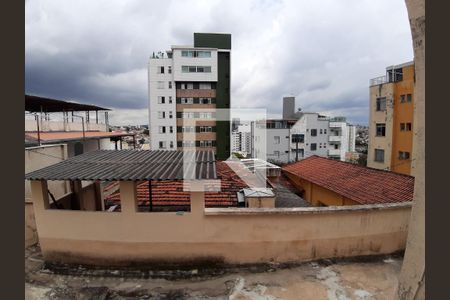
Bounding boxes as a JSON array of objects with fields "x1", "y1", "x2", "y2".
[
  {"x1": 251, "y1": 113, "x2": 356, "y2": 164},
  {"x1": 290, "y1": 113, "x2": 330, "y2": 161},
  {"x1": 148, "y1": 33, "x2": 232, "y2": 160},
  {"x1": 232, "y1": 123, "x2": 252, "y2": 156}
]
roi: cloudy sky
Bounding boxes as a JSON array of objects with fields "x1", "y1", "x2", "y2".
[{"x1": 25, "y1": 0, "x2": 413, "y2": 126}]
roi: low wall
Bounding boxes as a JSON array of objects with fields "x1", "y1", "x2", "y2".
[
  {"x1": 25, "y1": 144, "x2": 68, "y2": 248},
  {"x1": 30, "y1": 181, "x2": 412, "y2": 266}
]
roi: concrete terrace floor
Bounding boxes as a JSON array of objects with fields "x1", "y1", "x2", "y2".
[{"x1": 25, "y1": 245, "x2": 403, "y2": 300}]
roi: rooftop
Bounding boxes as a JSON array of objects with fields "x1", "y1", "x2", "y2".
[
  {"x1": 25, "y1": 131, "x2": 133, "y2": 145},
  {"x1": 25, "y1": 150, "x2": 217, "y2": 181},
  {"x1": 104, "y1": 161, "x2": 248, "y2": 209},
  {"x1": 282, "y1": 155, "x2": 414, "y2": 205},
  {"x1": 25, "y1": 244, "x2": 403, "y2": 300},
  {"x1": 25, "y1": 94, "x2": 110, "y2": 113}
]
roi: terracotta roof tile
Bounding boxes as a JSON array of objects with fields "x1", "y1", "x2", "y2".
[
  {"x1": 282, "y1": 155, "x2": 414, "y2": 204},
  {"x1": 104, "y1": 161, "x2": 248, "y2": 208}
]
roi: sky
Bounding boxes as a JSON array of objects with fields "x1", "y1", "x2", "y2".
[{"x1": 25, "y1": 0, "x2": 413, "y2": 126}]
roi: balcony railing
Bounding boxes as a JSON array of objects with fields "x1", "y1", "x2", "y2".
[
  {"x1": 328, "y1": 149, "x2": 341, "y2": 156},
  {"x1": 329, "y1": 136, "x2": 342, "y2": 142},
  {"x1": 370, "y1": 75, "x2": 389, "y2": 86}
]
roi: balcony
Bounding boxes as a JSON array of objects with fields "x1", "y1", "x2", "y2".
[
  {"x1": 329, "y1": 135, "x2": 342, "y2": 142},
  {"x1": 328, "y1": 149, "x2": 341, "y2": 156},
  {"x1": 369, "y1": 75, "x2": 389, "y2": 86}
]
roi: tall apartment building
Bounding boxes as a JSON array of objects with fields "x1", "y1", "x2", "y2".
[
  {"x1": 232, "y1": 123, "x2": 252, "y2": 156},
  {"x1": 367, "y1": 61, "x2": 414, "y2": 175},
  {"x1": 148, "y1": 33, "x2": 231, "y2": 160}
]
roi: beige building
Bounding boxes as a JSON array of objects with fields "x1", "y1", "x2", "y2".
[
  {"x1": 25, "y1": 95, "x2": 134, "y2": 247},
  {"x1": 367, "y1": 61, "x2": 415, "y2": 175}
]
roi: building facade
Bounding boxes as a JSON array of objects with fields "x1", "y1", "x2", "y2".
[
  {"x1": 251, "y1": 113, "x2": 356, "y2": 164},
  {"x1": 367, "y1": 61, "x2": 414, "y2": 175},
  {"x1": 148, "y1": 33, "x2": 231, "y2": 160}
]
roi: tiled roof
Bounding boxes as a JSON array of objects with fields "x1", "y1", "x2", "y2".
[
  {"x1": 282, "y1": 155, "x2": 414, "y2": 204},
  {"x1": 104, "y1": 161, "x2": 248, "y2": 208}
]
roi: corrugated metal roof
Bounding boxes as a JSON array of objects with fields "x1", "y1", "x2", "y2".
[{"x1": 25, "y1": 150, "x2": 217, "y2": 181}]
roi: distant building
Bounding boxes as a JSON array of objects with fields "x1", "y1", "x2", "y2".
[
  {"x1": 367, "y1": 61, "x2": 414, "y2": 175},
  {"x1": 251, "y1": 98, "x2": 356, "y2": 164},
  {"x1": 231, "y1": 122, "x2": 252, "y2": 156},
  {"x1": 148, "y1": 33, "x2": 232, "y2": 160}
]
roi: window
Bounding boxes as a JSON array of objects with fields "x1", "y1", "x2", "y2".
[
  {"x1": 181, "y1": 66, "x2": 212, "y2": 73},
  {"x1": 407, "y1": 94, "x2": 412, "y2": 102},
  {"x1": 376, "y1": 97, "x2": 387, "y2": 111},
  {"x1": 159, "y1": 141, "x2": 166, "y2": 149},
  {"x1": 182, "y1": 140, "x2": 195, "y2": 147},
  {"x1": 310, "y1": 143, "x2": 317, "y2": 151},
  {"x1": 324, "y1": 129, "x2": 327, "y2": 134},
  {"x1": 181, "y1": 83, "x2": 194, "y2": 89},
  {"x1": 399, "y1": 151, "x2": 410, "y2": 160},
  {"x1": 400, "y1": 95, "x2": 406, "y2": 103},
  {"x1": 168, "y1": 111, "x2": 173, "y2": 119},
  {"x1": 168, "y1": 81, "x2": 172, "y2": 89},
  {"x1": 169, "y1": 126, "x2": 173, "y2": 133},
  {"x1": 158, "y1": 111, "x2": 165, "y2": 119},
  {"x1": 157, "y1": 81, "x2": 164, "y2": 89},
  {"x1": 274, "y1": 136, "x2": 280, "y2": 144},
  {"x1": 400, "y1": 123, "x2": 405, "y2": 131},
  {"x1": 201, "y1": 98, "x2": 212, "y2": 104},
  {"x1": 158, "y1": 96, "x2": 165, "y2": 104},
  {"x1": 159, "y1": 126, "x2": 166, "y2": 134},
  {"x1": 292, "y1": 134, "x2": 304, "y2": 143},
  {"x1": 158, "y1": 66, "x2": 164, "y2": 74},
  {"x1": 273, "y1": 151, "x2": 280, "y2": 157},
  {"x1": 406, "y1": 123, "x2": 412, "y2": 131},
  {"x1": 169, "y1": 141, "x2": 174, "y2": 149},
  {"x1": 181, "y1": 97, "x2": 194, "y2": 104},
  {"x1": 168, "y1": 66, "x2": 172, "y2": 74},
  {"x1": 169, "y1": 96, "x2": 173, "y2": 104},
  {"x1": 374, "y1": 149, "x2": 385, "y2": 162},
  {"x1": 200, "y1": 126, "x2": 213, "y2": 132},
  {"x1": 320, "y1": 129, "x2": 323, "y2": 134},
  {"x1": 376, "y1": 123, "x2": 386, "y2": 136},
  {"x1": 181, "y1": 50, "x2": 211, "y2": 58},
  {"x1": 199, "y1": 140, "x2": 213, "y2": 148},
  {"x1": 199, "y1": 83, "x2": 211, "y2": 89},
  {"x1": 197, "y1": 51, "x2": 211, "y2": 58},
  {"x1": 182, "y1": 126, "x2": 195, "y2": 133},
  {"x1": 181, "y1": 50, "x2": 194, "y2": 57},
  {"x1": 311, "y1": 129, "x2": 317, "y2": 136}
]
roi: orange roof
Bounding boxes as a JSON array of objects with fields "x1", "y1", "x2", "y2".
[
  {"x1": 25, "y1": 131, "x2": 132, "y2": 142},
  {"x1": 282, "y1": 155, "x2": 414, "y2": 204},
  {"x1": 104, "y1": 161, "x2": 248, "y2": 208}
]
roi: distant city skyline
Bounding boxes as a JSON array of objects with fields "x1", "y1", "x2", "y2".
[{"x1": 25, "y1": 0, "x2": 413, "y2": 126}]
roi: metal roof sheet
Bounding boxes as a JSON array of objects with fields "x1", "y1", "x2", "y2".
[
  {"x1": 26, "y1": 94, "x2": 110, "y2": 112},
  {"x1": 25, "y1": 150, "x2": 217, "y2": 181}
]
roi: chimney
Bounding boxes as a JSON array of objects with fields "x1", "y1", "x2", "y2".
[{"x1": 283, "y1": 97, "x2": 296, "y2": 119}]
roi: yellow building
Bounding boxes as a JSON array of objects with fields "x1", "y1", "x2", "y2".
[
  {"x1": 282, "y1": 155, "x2": 414, "y2": 207},
  {"x1": 367, "y1": 61, "x2": 414, "y2": 175}
]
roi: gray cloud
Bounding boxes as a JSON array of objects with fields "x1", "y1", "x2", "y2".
[{"x1": 25, "y1": 0, "x2": 412, "y2": 125}]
